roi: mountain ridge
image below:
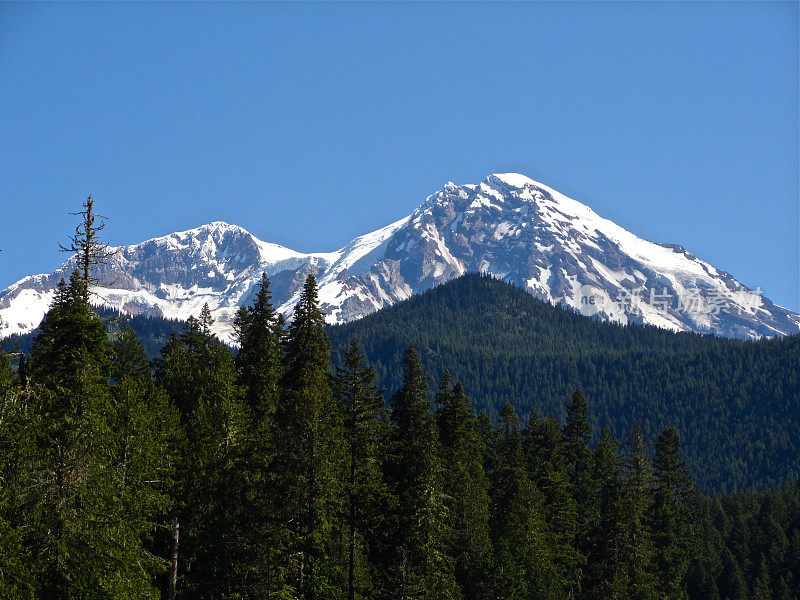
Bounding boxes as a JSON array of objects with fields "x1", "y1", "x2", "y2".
[
  {"x1": 2, "y1": 173, "x2": 798, "y2": 341},
  {"x1": 328, "y1": 273, "x2": 800, "y2": 493}
]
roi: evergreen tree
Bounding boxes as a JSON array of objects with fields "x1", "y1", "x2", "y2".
[
  {"x1": 686, "y1": 560, "x2": 719, "y2": 600},
  {"x1": 274, "y1": 274, "x2": 345, "y2": 599},
  {"x1": 29, "y1": 273, "x2": 109, "y2": 383},
  {"x1": 332, "y1": 339, "x2": 387, "y2": 600},
  {"x1": 58, "y1": 195, "x2": 118, "y2": 295},
  {"x1": 718, "y1": 548, "x2": 747, "y2": 600},
  {"x1": 226, "y1": 273, "x2": 288, "y2": 598},
  {"x1": 490, "y1": 401, "x2": 558, "y2": 600},
  {"x1": 751, "y1": 553, "x2": 771, "y2": 600},
  {"x1": 620, "y1": 423, "x2": 656, "y2": 600},
  {"x1": 584, "y1": 427, "x2": 626, "y2": 600},
  {"x1": 383, "y1": 346, "x2": 458, "y2": 600},
  {"x1": 562, "y1": 390, "x2": 594, "y2": 554},
  {"x1": 22, "y1": 272, "x2": 163, "y2": 597},
  {"x1": 234, "y1": 272, "x2": 282, "y2": 421},
  {"x1": 651, "y1": 427, "x2": 696, "y2": 600},
  {"x1": 0, "y1": 347, "x2": 12, "y2": 393},
  {"x1": 155, "y1": 309, "x2": 249, "y2": 598},
  {"x1": 0, "y1": 500, "x2": 33, "y2": 599},
  {"x1": 0, "y1": 349, "x2": 35, "y2": 598},
  {"x1": 198, "y1": 303, "x2": 214, "y2": 337},
  {"x1": 110, "y1": 328, "x2": 180, "y2": 597},
  {"x1": 525, "y1": 413, "x2": 581, "y2": 597},
  {"x1": 435, "y1": 377, "x2": 493, "y2": 600}
]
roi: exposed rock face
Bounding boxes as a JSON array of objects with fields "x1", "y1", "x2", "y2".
[{"x1": 2, "y1": 174, "x2": 798, "y2": 342}]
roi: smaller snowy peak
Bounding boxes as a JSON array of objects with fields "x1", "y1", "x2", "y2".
[
  {"x1": 170, "y1": 220, "x2": 249, "y2": 238},
  {"x1": 122, "y1": 221, "x2": 255, "y2": 252},
  {"x1": 177, "y1": 221, "x2": 254, "y2": 242},
  {"x1": 201, "y1": 220, "x2": 242, "y2": 231}
]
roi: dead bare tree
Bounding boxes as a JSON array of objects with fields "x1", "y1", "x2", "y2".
[{"x1": 59, "y1": 195, "x2": 119, "y2": 299}]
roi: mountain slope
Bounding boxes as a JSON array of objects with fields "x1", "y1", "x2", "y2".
[
  {"x1": 2, "y1": 173, "x2": 798, "y2": 341},
  {"x1": 328, "y1": 274, "x2": 800, "y2": 493}
]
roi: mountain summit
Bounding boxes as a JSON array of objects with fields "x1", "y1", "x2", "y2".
[{"x1": 2, "y1": 174, "x2": 798, "y2": 341}]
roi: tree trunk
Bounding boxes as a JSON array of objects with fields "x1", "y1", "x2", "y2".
[
  {"x1": 169, "y1": 517, "x2": 180, "y2": 600},
  {"x1": 348, "y1": 444, "x2": 356, "y2": 600}
]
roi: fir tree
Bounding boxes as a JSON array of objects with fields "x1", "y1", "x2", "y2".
[
  {"x1": 227, "y1": 273, "x2": 288, "y2": 598},
  {"x1": 651, "y1": 427, "x2": 695, "y2": 600},
  {"x1": 198, "y1": 303, "x2": 214, "y2": 338},
  {"x1": 524, "y1": 413, "x2": 581, "y2": 598},
  {"x1": 0, "y1": 349, "x2": 35, "y2": 598},
  {"x1": 110, "y1": 328, "x2": 180, "y2": 597},
  {"x1": 490, "y1": 401, "x2": 558, "y2": 600},
  {"x1": 562, "y1": 389, "x2": 594, "y2": 563},
  {"x1": 584, "y1": 427, "x2": 626, "y2": 600},
  {"x1": 234, "y1": 272, "x2": 282, "y2": 421},
  {"x1": 435, "y1": 377, "x2": 493, "y2": 600},
  {"x1": 275, "y1": 274, "x2": 345, "y2": 599},
  {"x1": 620, "y1": 423, "x2": 656, "y2": 600},
  {"x1": 751, "y1": 553, "x2": 772, "y2": 600},
  {"x1": 686, "y1": 560, "x2": 719, "y2": 600},
  {"x1": 383, "y1": 346, "x2": 458, "y2": 600},
  {"x1": 23, "y1": 272, "x2": 161, "y2": 597},
  {"x1": 332, "y1": 339, "x2": 387, "y2": 600},
  {"x1": 155, "y1": 309, "x2": 248, "y2": 598},
  {"x1": 718, "y1": 548, "x2": 747, "y2": 600}
]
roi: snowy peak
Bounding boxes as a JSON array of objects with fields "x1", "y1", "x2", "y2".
[
  {"x1": 489, "y1": 172, "x2": 531, "y2": 186},
  {"x1": 2, "y1": 173, "x2": 798, "y2": 342}
]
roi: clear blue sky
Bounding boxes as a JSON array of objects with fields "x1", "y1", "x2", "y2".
[{"x1": 1, "y1": 2, "x2": 797, "y2": 310}]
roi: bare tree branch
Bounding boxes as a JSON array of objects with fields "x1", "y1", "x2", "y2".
[{"x1": 59, "y1": 195, "x2": 120, "y2": 300}]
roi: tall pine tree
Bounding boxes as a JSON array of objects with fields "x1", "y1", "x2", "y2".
[
  {"x1": 383, "y1": 346, "x2": 458, "y2": 600},
  {"x1": 524, "y1": 413, "x2": 581, "y2": 598},
  {"x1": 651, "y1": 427, "x2": 696, "y2": 600},
  {"x1": 435, "y1": 377, "x2": 493, "y2": 600},
  {"x1": 228, "y1": 272, "x2": 287, "y2": 598},
  {"x1": 332, "y1": 339, "x2": 387, "y2": 600},
  {"x1": 620, "y1": 423, "x2": 656, "y2": 599},
  {"x1": 234, "y1": 272, "x2": 282, "y2": 421},
  {"x1": 584, "y1": 427, "x2": 626, "y2": 600},
  {"x1": 23, "y1": 273, "x2": 163, "y2": 597},
  {"x1": 110, "y1": 328, "x2": 180, "y2": 598},
  {"x1": 562, "y1": 388, "x2": 594, "y2": 574},
  {"x1": 155, "y1": 309, "x2": 248, "y2": 598},
  {"x1": 490, "y1": 401, "x2": 558, "y2": 600},
  {"x1": 275, "y1": 274, "x2": 345, "y2": 599}
]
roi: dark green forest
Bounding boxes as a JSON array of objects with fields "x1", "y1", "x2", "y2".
[
  {"x1": 8, "y1": 274, "x2": 798, "y2": 494},
  {"x1": 329, "y1": 273, "x2": 800, "y2": 494},
  {"x1": 2, "y1": 304, "x2": 183, "y2": 357},
  {"x1": 1, "y1": 270, "x2": 799, "y2": 599}
]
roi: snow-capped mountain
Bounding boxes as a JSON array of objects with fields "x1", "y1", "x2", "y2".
[{"x1": 2, "y1": 173, "x2": 798, "y2": 342}]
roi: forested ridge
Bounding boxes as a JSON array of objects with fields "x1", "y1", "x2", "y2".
[
  {"x1": 7, "y1": 274, "x2": 797, "y2": 494},
  {"x1": 1, "y1": 270, "x2": 798, "y2": 599},
  {"x1": 329, "y1": 273, "x2": 800, "y2": 493}
]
